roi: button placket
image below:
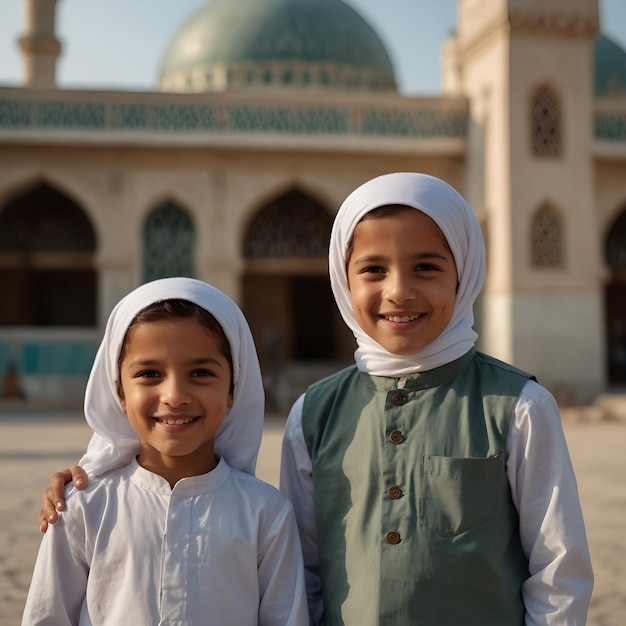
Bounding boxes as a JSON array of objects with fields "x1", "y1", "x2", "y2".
[{"x1": 383, "y1": 389, "x2": 408, "y2": 553}]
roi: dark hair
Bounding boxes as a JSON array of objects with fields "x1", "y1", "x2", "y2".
[
  {"x1": 118, "y1": 299, "x2": 233, "y2": 388},
  {"x1": 345, "y1": 204, "x2": 418, "y2": 265}
]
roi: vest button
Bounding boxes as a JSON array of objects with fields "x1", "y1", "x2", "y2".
[
  {"x1": 388, "y1": 486, "x2": 402, "y2": 499},
  {"x1": 390, "y1": 430, "x2": 404, "y2": 444},
  {"x1": 385, "y1": 531, "x2": 401, "y2": 545},
  {"x1": 391, "y1": 393, "x2": 406, "y2": 406}
]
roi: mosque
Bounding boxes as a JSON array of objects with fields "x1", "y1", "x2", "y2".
[{"x1": 1, "y1": 0, "x2": 625, "y2": 410}]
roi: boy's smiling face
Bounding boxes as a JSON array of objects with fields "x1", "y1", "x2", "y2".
[
  {"x1": 117, "y1": 316, "x2": 233, "y2": 485},
  {"x1": 346, "y1": 207, "x2": 458, "y2": 356}
]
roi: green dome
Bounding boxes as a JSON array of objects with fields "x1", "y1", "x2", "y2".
[
  {"x1": 594, "y1": 34, "x2": 626, "y2": 96},
  {"x1": 158, "y1": 0, "x2": 397, "y2": 92}
]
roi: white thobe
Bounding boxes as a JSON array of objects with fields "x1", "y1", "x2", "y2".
[
  {"x1": 23, "y1": 457, "x2": 308, "y2": 626},
  {"x1": 280, "y1": 378, "x2": 594, "y2": 626}
]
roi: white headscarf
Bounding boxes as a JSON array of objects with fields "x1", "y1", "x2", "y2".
[
  {"x1": 329, "y1": 172, "x2": 485, "y2": 376},
  {"x1": 79, "y1": 277, "x2": 264, "y2": 478}
]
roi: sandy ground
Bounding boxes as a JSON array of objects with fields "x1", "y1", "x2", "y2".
[{"x1": 1, "y1": 410, "x2": 624, "y2": 625}]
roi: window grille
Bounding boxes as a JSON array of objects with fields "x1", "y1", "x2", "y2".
[
  {"x1": 531, "y1": 88, "x2": 561, "y2": 156},
  {"x1": 531, "y1": 204, "x2": 563, "y2": 268},
  {"x1": 143, "y1": 201, "x2": 195, "y2": 281},
  {"x1": 244, "y1": 189, "x2": 333, "y2": 258}
]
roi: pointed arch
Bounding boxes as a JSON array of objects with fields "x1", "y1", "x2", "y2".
[
  {"x1": 606, "y1": 208, "x2": 626, "y2": 268},
  {"x1": 0, "y1": 181, "x2": 97, "y2": 326},
  {"x1": 530, "y1": 202, "x2": 564, "y2": 268},
  {"x1": 142, "y1": 200, "x2": 195, "y2": 282},
  {"x1": 604, "y1": 206, "x2": 626, "y2": 383},
  {"x1": 241, "y1": 187, "x2": 352, "y2": 408},
  {"x1": 243, "y1": 187, "x2": 334, "y2": 259},
  {"x1": 530, "y1": 85, "x2": 562, "y2": 157}
]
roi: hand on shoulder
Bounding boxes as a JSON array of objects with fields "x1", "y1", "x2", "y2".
[{"x1": 38, "y1": 466, "x2": 89, "y2": 533}]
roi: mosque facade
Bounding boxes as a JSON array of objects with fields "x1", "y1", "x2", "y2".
[{"x1": 1, "y1": 0, "x2": 625, "y2": 409}]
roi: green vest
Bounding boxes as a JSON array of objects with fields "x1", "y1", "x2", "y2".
[{"x1": 302, "y1": 349, "x2": 532, "y2": 625}]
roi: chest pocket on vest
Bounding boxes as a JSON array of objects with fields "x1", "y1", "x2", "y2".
[{"x1": 419, "y1": 454, "x2": 503, "y2": 536}]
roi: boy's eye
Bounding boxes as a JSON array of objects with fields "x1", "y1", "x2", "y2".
[
  {"x1": 136, "y1": 370, "x2": 159, "y2": 379},
  {"x1": 191, "y1": 369, "x2": 215, "y2": 378}
]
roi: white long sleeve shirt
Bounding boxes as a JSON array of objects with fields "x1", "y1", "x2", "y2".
[
  {"x1": 24, "y1": 457, "x2": 308, "y2": 626},
  {"x1": 280, "y1": 378, "x2": 593, "y2": 626}
]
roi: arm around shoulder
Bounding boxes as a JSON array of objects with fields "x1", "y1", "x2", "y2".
[
  {"x1": 280, "y1": 393, "x2": 324, "y2": 626},
  {"x1": 38, "y1": 428, "x2": 127, "y2": 532},
  {"x1": 38, "y1": 465, "x2": 89, "y2": 533}
]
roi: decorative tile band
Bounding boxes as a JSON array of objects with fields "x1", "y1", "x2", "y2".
[
  {"x1": 0, "y1": 97, "x2": 468, "y2": 139},
  {"x1": 229, "y1": 104, "x2": 349, "y2": 134},
  {"x1": 4, "y1": 98, "x2": 624, "y2": 141},
  {"x1": 595, "y1": 113, "x2": 626, "y2": 141},
  {"x1": 362, "y1": 108, "x2": 467, "y2": 137},
  {"x1": 38, "y1": 101, "x2": 107, "y2": 129},
  {"x1": 0, "y1": 98, "x2": 32, "y2": 128}
]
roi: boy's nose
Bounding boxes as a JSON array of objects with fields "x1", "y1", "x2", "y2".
[
  {"x1": 385, "y1": 274, "x2": 415, "y2": 303},
  {"x1": 162, "y1": 378, "x2": 191, "y2": 406}
]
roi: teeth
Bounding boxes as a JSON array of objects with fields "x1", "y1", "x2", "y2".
[
  {"x1": 385, "y1": 314, "x2": 422, "y2": 323},
  {"x1": 160, "y1": 417, "x2": 195, "y2": 425}
]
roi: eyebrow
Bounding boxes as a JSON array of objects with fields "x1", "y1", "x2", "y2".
[
  {"x1": 352, "y1": 251, "x2": 451, "y2": 264},
  {"x1": 126, "y1": 356, "x2": 225, "y2": 368}
]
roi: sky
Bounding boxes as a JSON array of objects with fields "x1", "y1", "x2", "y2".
[{"x1": 0, "y1": 0, "x2": 625, "y2": 96}]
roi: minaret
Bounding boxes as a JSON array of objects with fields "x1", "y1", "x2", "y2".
[
  {"x1": 18, "y1": 0, "x2": 62, "y2": 88},
  {"x1": 444, "y1": 0, "x2": 603, "y2": 402}
]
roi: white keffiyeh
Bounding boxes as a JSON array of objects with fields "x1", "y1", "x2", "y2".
[
  {"x1": 329, "y1": 172, "x2": 485, "y2": 376},
  {"x1": 79, "y1": 277, "x2": 264, "y2": 478}
]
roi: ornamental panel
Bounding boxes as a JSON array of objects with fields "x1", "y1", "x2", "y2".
[
  {"x1": 244, "y1": 189, "x2": 332, "y2": 258},
  {"x1": 37, "y1": 101, "x2": 106, "y2": 129},
  {"x1": 362, "y1": 108, "x2": 467, "y2": 137},
  {"x1": 595, "y1": 113, "x2": 626, "y2": 141},
  {"x1": 531, "y1": 204, "x2": 564, "y2": 268},
  {"x1": 143, "y1": 201, "x2": 195, "y2": 281},
  {"x1": 0, "y1": 96, "x2": 469, "y2": 139},
  {"x1": 531, "y1": 88, "x2": 562, "y2": 157}
]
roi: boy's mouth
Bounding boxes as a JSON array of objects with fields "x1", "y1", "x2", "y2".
[
  {"x1": 155, "y1": 415, "x2": 199, "y2": 425},
  {"x1": 382, "y1": 313, "x2": 424, "y2": 323}
]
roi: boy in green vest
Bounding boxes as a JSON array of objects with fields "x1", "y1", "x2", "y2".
[
  {"x1": 40, "y1": 173, "x2": 593, "y2": 625},
  {"x1": 279, "y1": 173, "x2": 593, "y2": 624}
]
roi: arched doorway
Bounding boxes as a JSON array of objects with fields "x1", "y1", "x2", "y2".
[
  {"x1": 0, "y1": 182, "x2": 98, "y2": 404},
  {"x1": 0, "y1": 182, "x2": 97, "y2": 326},
  {"x1": 242, "y1": 188, "x2": 354, "y2": 410},
  {"x1": 605, "y1": 208, "x2": 626, "y2": 384}
]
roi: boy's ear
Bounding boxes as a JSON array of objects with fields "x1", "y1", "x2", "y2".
[{"x1": 116, "y1": 381, "x2": 127, "y2": 412}]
